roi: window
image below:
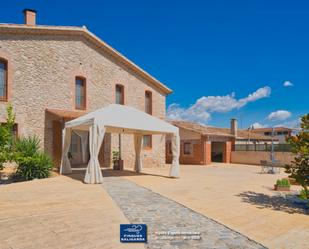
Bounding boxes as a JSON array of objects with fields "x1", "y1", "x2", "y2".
[
  {"x1": 115, "y1": 84, "x2": 124, "y2": 104},
  {"x1": 264, "y1": 132, "x2": 271, "y2": 136},
  {"x1": 183, "y1": 142, "x2": 192, "y2": 155},
  {"x1": 143, "y1": 135, "x2": 152, "y2": 149},
  {"x1": 75, "y1": 77, "x2": 86, "y2": 109},
  {"x1": 145, "y1": 91, "x2": 152, "y2": 114},
  {"x1": 0, "y1": 59, "x2": 8, "y2": 101}
]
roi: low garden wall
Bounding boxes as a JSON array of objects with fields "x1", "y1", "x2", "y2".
[{"x1": 231, "y1": 151, "x2": 295, "y2": 165}]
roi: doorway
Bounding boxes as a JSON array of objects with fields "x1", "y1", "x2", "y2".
[{"x1": 211, "y1": 142, "x2": 225, "y2": 162}]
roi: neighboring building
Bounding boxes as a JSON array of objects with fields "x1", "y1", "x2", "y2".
[
  {"x1": 251, "y1": 127, "x2": 292, "y2": 143},
  {"x1": 166, "y1": 119, "x2": 277, "y2": 165},
  {"x1": 0, "y1": 9, "x2": 172, "y2": 168}
]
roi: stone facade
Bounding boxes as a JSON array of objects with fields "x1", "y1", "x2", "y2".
[{"x1": 0, "y1": 30, "x2": 168, "y2": 169}]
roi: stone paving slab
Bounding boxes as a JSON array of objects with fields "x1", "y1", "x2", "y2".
[
  {"x1": 0, "y1": 176, "x2": 143, "y2": 249},
  {"x1": 102, "y1": 177, "x2": 267, "y2": 249}
]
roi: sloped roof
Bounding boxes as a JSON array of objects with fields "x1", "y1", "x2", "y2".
[
  {"x1": 251, "y1": 127, "x2": 292, "y2": 132},
  {"x1": 170, "y1": 120, "x2": 276, "y2": 141},
  {"x1": 46, "y1": 108, "x2": 87, "y2": 119},
  {"x1": 0, "y1": 24, "x2": 172, "y2": 95}
]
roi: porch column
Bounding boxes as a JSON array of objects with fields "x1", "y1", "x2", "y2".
[{"x1": 134, "y1": 134, "x2": 143, "y2": 172}]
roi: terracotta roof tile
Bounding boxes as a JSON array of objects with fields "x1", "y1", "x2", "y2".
[
  {"x1": 46, "y1": 108, "x2": 87, "y2": 119},
  {"x1": 170, "y1": 120, "x2": 276, "y2": 141},
  {"x1": 251, "y1": 127, "x2": 292, "y2": 132}
]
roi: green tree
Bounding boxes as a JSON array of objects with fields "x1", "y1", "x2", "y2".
[
  {"x1": 0, "y1": 104, "x2": 16, "y2": 170},
  {"x1": 285, "y1": 113, "x2": 309, "y2": 198}
]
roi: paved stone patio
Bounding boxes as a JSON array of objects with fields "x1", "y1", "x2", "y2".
[
  {"x1": 102, "y1": 177, "x2": 266, "y2": 249},
  {"x1": 0, "y1": 175, "x2": 143, "y2": 249},
  {"x1": 1, "y1": 164, "x2": 308, "y2": 249},
  {"x1": 121, "y1": 164, "x2": 308, "y2": 249}
]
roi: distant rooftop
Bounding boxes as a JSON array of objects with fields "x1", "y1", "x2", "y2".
[
  {"x1": 251, "y1": 127, "x2": 292, "y2": 132},
  {"x1": 170, "y1": 120, "x2": 276, "y2": 141}
]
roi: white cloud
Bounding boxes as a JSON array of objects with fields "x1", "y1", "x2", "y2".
[
  {"x1": 167, "y1": 86, "x2": 271, "y2": 124},
  {"x1": 283, "y1": 80, "x2": 293, "y2": 87},
  {"x1": 267, "y1": 110, "x2": 291, "y2": 121},
  {"x1": 251, "y1": 122, "x2": 267, "y2": 129},
  {"x1": 166, "y1": 103, "x2": 211, "y2": 123},
  {"x1": 274, "y1": 118, "x2": 300, "y2": 129}
]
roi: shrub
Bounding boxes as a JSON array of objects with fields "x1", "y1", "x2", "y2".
[
  {"x1": 299, "y1": 189, "x2": 309, "y2": 200},
  {"x1": 0, "y1": 104, "x2": 16, "y2": 170},
  {"x1": 276, "y1": 178, "x2": 291, "y2": 187},
  {"x1": 285, "y1": 113, "x2": 309, "y2": 197},
  {"x1": 15, "y1": 152, "x2": 53, "y2": 181},
  {"x1": 0, "y1": 105, "x2": 53, "y2": 181},
  {"x1": 13, "y1": 136, "x2": 40, "y2": 157},
  {"x1": 112, "y1": 149, "x2": 120, "y2": 163}
]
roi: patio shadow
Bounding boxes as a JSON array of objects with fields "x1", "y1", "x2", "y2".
[
  {"x1": 64, "y1": 168, "x2": 171, "y2": 182},
  {"x1": 237, "y1": 191, "x2": 308, "y2": 215}
]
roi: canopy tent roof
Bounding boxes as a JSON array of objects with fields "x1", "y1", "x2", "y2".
[
  {"x1": 65, "y1": 104, "x2": 178, "y2": 135},
  {"x1": 61, "y1": 104, "x2": 180, "y2": 184}
]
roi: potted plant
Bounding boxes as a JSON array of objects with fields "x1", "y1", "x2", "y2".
[
  {"x1": 274, "y1": 178, "x2": 291, "y2": 191},
  {"x1": 112, "y1": 150, "x2": 123, "y2": 170}
]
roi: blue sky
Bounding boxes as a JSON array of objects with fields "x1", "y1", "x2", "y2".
[{"x1": 2, "y1": 0, "x2": 308, "y2": 129}]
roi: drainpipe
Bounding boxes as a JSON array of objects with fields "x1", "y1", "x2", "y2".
[
  {"x1": 270, "y1": 127, "x2": 275, "y2": 162},
  {"x1": 118, "y1": 134, "x2": 122, "y2": 160}
]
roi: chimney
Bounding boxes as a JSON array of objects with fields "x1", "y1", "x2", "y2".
[
  {"x1": 230, "y1": 118, "x2": 238, "y2": 136},
  {"x1": 23, "y1": 9, "x2": 37, "y2": 26}
]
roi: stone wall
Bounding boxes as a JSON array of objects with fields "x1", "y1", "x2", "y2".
[
  {"x1": 0, "y1": 33, "x2": 167, "y2": 169},
  {"x1": 231, "y1": 151, "x2": 294, "y2": 165}
]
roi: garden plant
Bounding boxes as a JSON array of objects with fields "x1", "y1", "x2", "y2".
[
  {"x1": 285, "y1": 113, "x2": 309, "y2": 200},
  {"x1": 0, "y1": 105, "x2": 53, "y2": 181}
]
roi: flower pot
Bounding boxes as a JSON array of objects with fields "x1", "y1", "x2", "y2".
[
  {"x1": 113, "y1": 160, "x2": 124, "y2": 170},
  {"x1": 274, "y1": 184, "x2": 290, "y2": 191}
]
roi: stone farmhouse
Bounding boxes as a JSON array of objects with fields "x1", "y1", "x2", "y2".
[{"x1": 0, "y1": 9, "x2": 172, "y2": 169}]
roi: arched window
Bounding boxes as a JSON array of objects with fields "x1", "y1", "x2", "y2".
[
  {"x1": 0, "y1": 58, "x2": 8, "y2": 101},
  {"x1": 145, "y1": 90, "x2": 152, "y2": 115},
  {"x1": 115, "y1": 84, "x2": 124, "y2": 105},
  {"x1": 75, "y1": 76, "x2": 86, "y2": 110}
]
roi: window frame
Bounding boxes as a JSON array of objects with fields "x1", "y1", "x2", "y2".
[
  {"x1": 115, "y1": 84, "x2": 125, "y2": 105},
  {"x1": 0, "y1": 58, "x2": 8, "y2": 101},
  {"x1": 183, "y1": 142, "x2": 192, "y2": 155},
  {"x1": 145, "y1": 90, "x2": 152, "y2": 115},
  {"x1": 75, "y1": 76, "x2": 87, "y2": 110},
  {"x1": 142, "y1": 135, "x2": 152, "y2": 150},
  {"x1": 167, "y1": 141, "x2": 172, "y2": 155}
]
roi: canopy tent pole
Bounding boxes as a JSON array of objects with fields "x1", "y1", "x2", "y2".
[
  {"x1": 169, "y1": 132, "x2": 180, "y2": 178},
  {"x1": 84, "y1": 123, "x2": 105, "y2": 184},
  {"x1": 60, "y1": 127, "x2": 72, "y2": 174},
  {"x1": 134, "y1": 134, "x2": 143, "y2": 172}
]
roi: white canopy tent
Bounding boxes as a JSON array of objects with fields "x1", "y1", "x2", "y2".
[{"x1": 60, "y1": 104, "x2": 180, "y2": 184}]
